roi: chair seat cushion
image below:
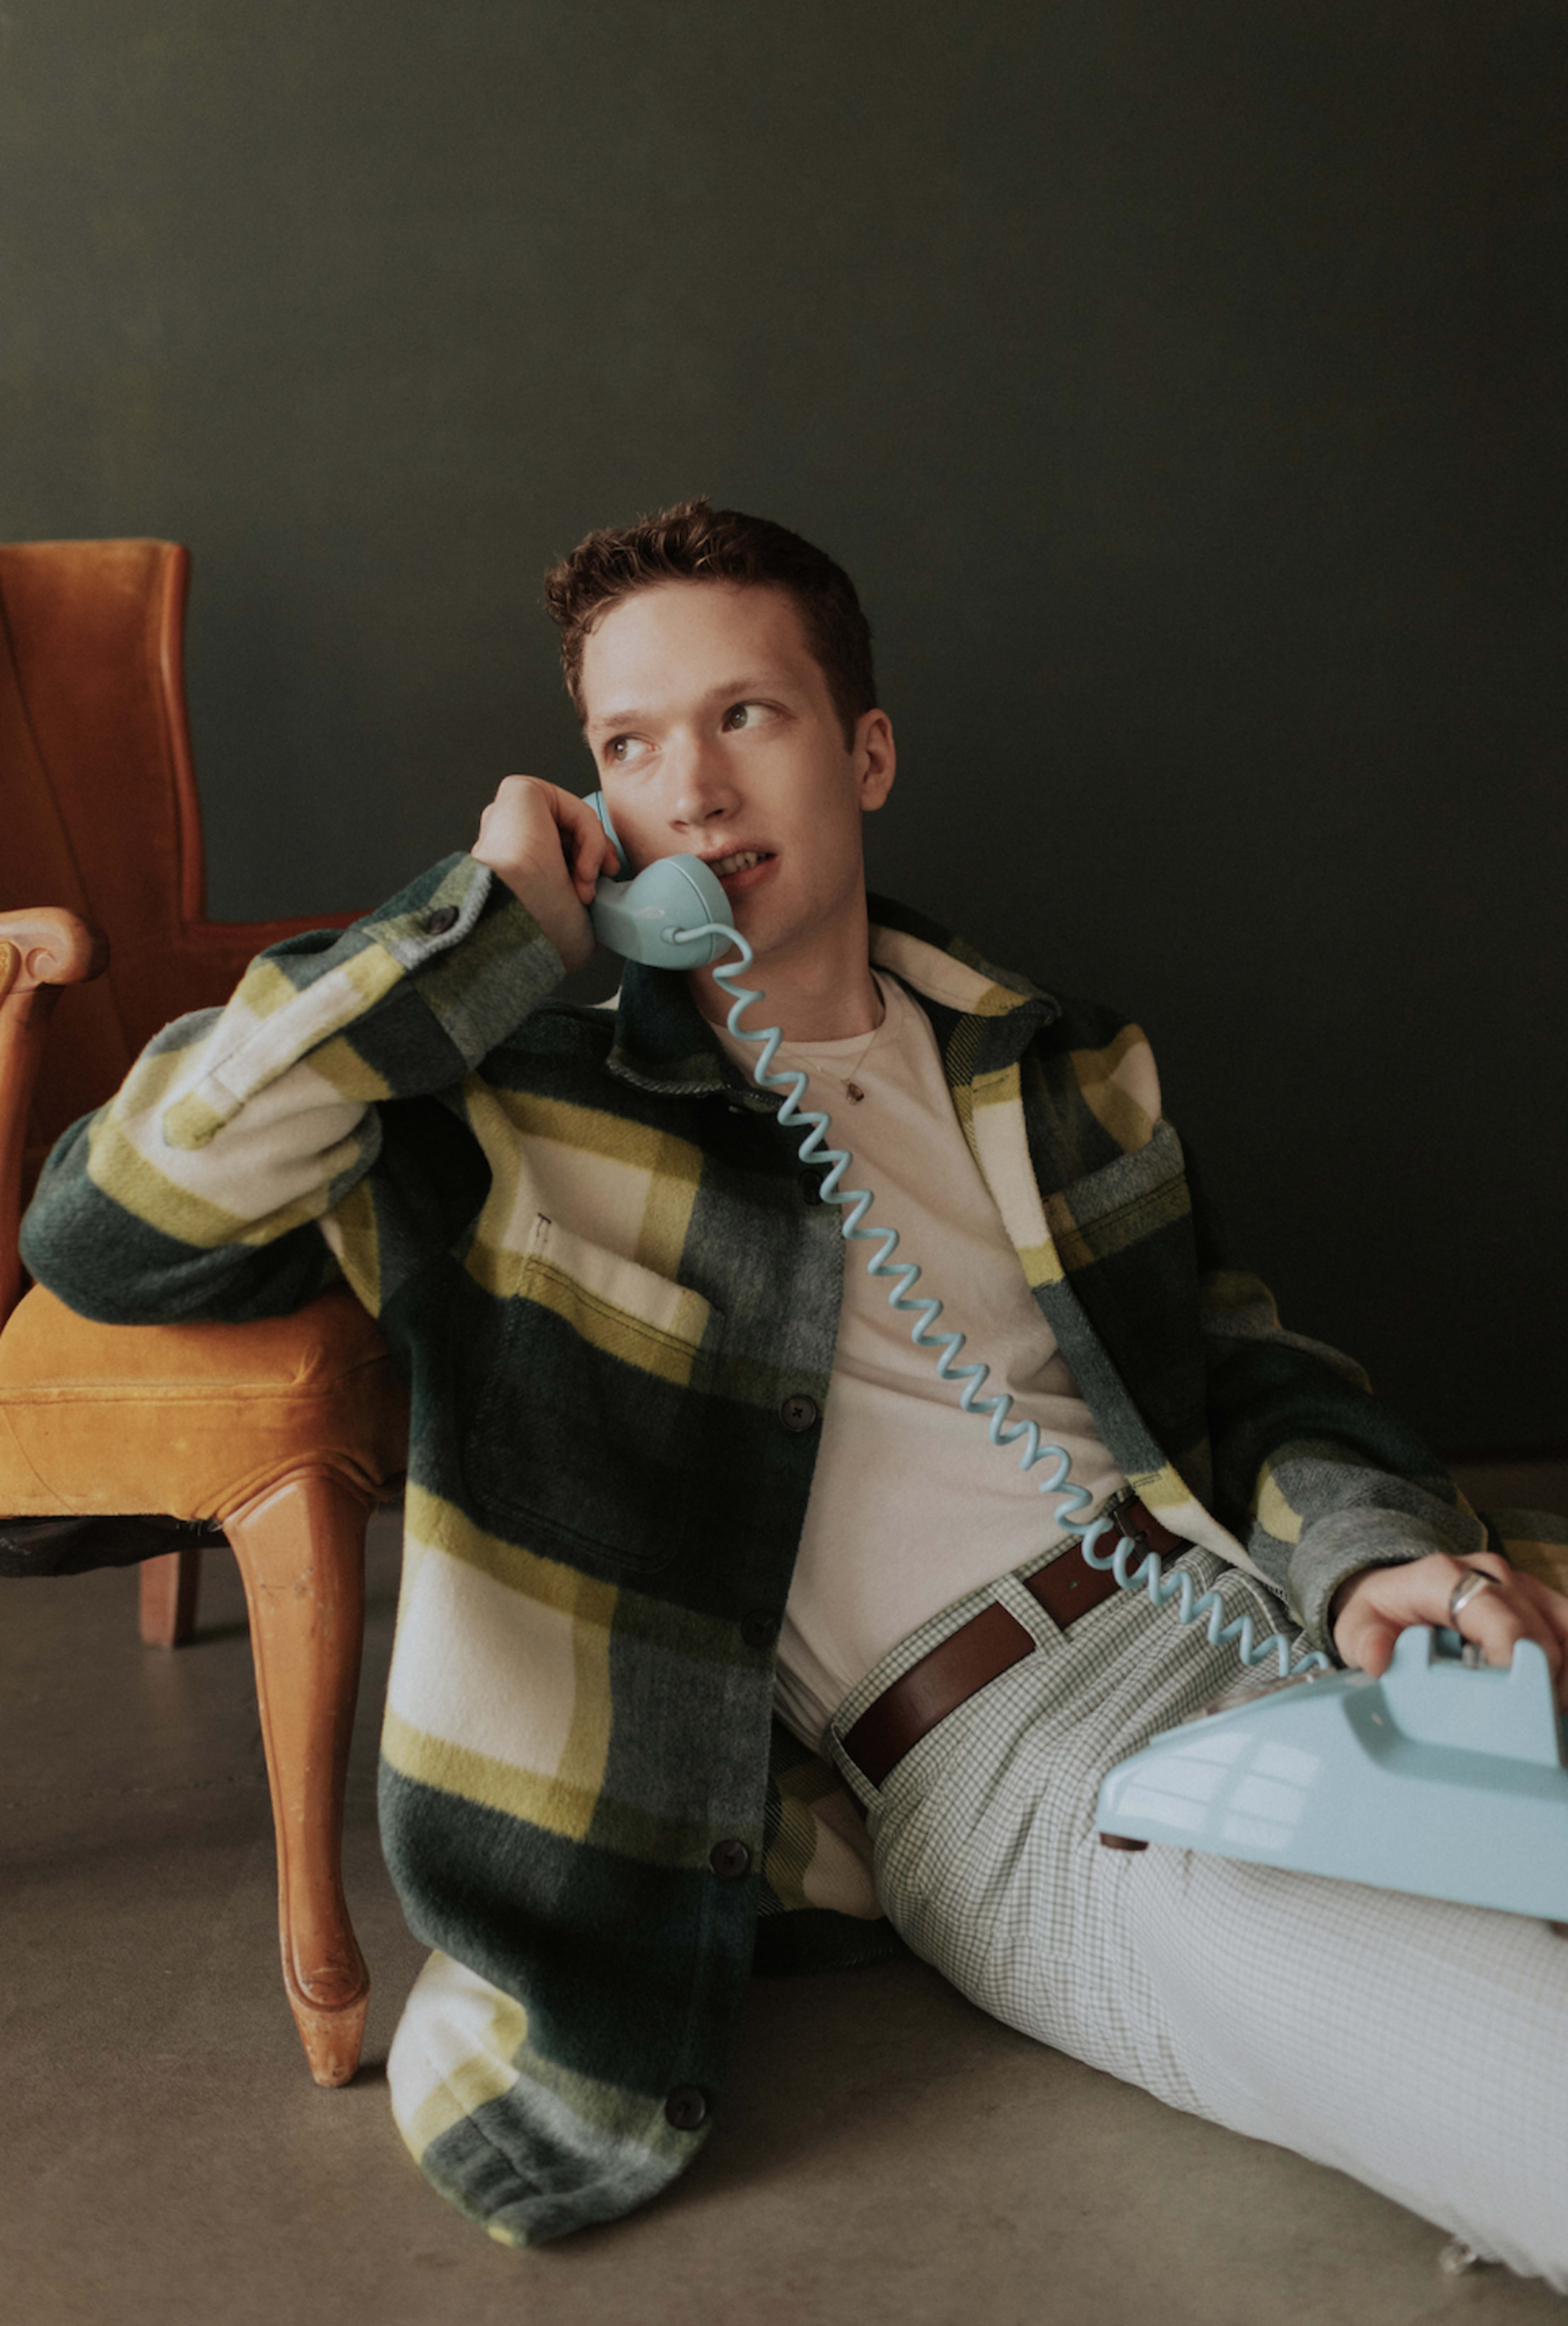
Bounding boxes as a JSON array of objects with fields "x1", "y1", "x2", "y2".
[{"x1": 0, "y1": 1283, "x2": 408, "y2": 1522}]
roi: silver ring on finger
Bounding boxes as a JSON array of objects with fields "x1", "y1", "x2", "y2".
[{"x1": 1448, "y1": 1569, "x2": 1499, "y2": 1626}]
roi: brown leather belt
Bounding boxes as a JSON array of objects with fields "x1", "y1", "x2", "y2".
[{"x1": 841, "y1": 1497, "x2": 1184, "y2": 1788}]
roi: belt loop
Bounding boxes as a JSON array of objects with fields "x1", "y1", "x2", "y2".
[{"x1": 992, "y1": 1566, "x2": 1066, "y2": 1649}]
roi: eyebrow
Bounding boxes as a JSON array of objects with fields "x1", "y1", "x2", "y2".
[{"x1": 584, "y1": 674, "x2": 790, "y2": 736}]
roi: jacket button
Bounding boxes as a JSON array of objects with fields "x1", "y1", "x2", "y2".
[
  {"x1": 709, "y1": 1839, "x2": 751, "y2": 1880},
  {"x1": 664, "y1": 2085, "x2": 708, "y2": 2131},
  {"x1": 741, "y1": 1610, "x2": 779, "y2": 1650},
  {"x1": 423, "y1": 905, "x2": 459, "y2": 936},
  {"x1": 780, "y1": 1393, "x2": 819, "y2": 1433}
]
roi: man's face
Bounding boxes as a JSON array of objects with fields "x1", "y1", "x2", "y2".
[{"x1": 581, "y1": 580, "x2": 894, "y2": 989}]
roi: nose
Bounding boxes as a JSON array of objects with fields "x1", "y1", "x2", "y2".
[{"x1": 664, "y1": 731, "x2": 737, "y2": 832}]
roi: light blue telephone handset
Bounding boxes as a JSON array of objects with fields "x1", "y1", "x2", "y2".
[
  {"x1": 581, "y1": 792, "x2": 734, "y2": 968},
  {"x1": 582, "y1": 793, "x2": 1568, "y2": 1929}
]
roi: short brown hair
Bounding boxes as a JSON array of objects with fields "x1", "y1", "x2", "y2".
[{"x1": 543, "y1": 497, "x2": 876, "y2": 747}]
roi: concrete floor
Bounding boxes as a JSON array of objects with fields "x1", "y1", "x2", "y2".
[{"x1": 5, "y1": 1468, "x2": 1567, "y2": 2326}]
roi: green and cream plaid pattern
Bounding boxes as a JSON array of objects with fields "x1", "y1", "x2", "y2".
[{"x1": 21, "y1": 854, "x2": 1486, "y2": 2244}]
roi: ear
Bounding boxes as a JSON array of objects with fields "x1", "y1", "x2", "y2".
[{"x1": 855, "y1": 709, "x2": 896, "y2": 812}]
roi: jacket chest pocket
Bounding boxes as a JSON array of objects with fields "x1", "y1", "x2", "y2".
[{"x1": 464, "y1": 1214, "x2": 721, "y2": 1577}]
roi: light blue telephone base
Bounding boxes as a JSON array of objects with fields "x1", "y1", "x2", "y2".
[{"x1": 1095, "y1": 1626, "x2": 1568, "y2": 1924}]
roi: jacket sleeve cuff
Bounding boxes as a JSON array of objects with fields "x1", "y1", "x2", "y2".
[
  {"x1": 155, "y1": 855, "x2": 564, "y2": 1153},
  {"x1": 1290, "y1": 1503, "x2": 1483, "y2": 1657},
  {"x1": 352, "y1": 853, "x2": 565, "y2": 1070}
]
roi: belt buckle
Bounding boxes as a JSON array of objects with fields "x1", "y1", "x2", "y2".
[
  {"x1": 1105, "y1": 1492, "x2": 1180, "y2": 1565},
  {"x1": 1104, "y1": 1492, "x2": 1141, "y2": 1549}
]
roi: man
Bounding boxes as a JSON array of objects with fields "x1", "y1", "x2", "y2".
[{"x1": 22, "y1": 501, "x2": 1568, "y2": 2277}]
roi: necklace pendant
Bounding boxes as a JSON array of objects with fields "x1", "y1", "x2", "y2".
[{"x1": 846, "y1": 1082, "x2": 866, "y2": 1103}]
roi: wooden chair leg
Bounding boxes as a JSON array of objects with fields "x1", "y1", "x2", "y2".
[
  {"x1": 224, "y1": 1465, "x2": 372, "y2": 2087},
  {"x1": 138, "y1": 1545, "x2": 202, "y2": 1646}
]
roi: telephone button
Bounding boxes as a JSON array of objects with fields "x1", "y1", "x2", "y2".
[
  {"x1": 709, "y1": 1839, "x2": 752, "y2": 1880},
  {"x1": 780, "y1": 1393, "x2": 819, "y2": 1433},
  {"x1": 741, "y1": 1610, "x2": 780, "y2": 1650},
  {"x1": 664, "y1": 2085, "x2": 709, "y2": 2131},
  {"x1": 421, "y1": 905, "x2": 459, "y2": 936}
]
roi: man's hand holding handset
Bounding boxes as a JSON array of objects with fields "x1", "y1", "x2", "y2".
[{"x1": 472, "y1": 775, "x2": 618, "y2": 972}]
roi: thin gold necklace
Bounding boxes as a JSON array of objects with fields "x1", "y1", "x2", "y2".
[{"x1": 777, "y1": 982, "x2": 891, "y2": 1103}]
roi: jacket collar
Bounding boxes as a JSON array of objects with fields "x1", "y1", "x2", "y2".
[{"x1": 604, "y1": 893, "x2": 1060, "y2": 1105}]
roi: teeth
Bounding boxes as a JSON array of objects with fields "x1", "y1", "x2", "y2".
[{"x1": 712, "y1": 850, "x2": 767, "y2": 877}]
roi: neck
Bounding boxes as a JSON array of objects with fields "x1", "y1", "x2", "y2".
[{"x1": 690, "y1": 915, "x2": 883, "y2": 1044}]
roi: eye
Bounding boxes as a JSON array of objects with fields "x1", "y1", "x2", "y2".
[
  {"x1": 604, "y1": 734, "x2": 648, "y2": 766},
  {"x1": 721, "y1": 701, "x2": 769, "y2": 731}
]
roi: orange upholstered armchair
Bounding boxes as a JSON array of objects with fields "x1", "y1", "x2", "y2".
[{"x1": 0, "y1": 540, "x2": 409, "y2": 2084}]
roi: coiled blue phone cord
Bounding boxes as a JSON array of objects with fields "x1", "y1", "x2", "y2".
[{"x1": 670, "y1": 918, "x2": 1329, "y2": 1683}]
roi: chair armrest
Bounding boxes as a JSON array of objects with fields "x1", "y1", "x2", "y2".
[{"x1": 0, "y1": 907, "x2": 109, "y2": 1327}]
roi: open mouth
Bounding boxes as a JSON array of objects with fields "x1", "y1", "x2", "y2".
[{"x1": 706, "y1": 848, "x2": 775, "y2": 884}]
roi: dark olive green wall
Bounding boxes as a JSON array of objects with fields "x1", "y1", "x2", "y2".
[{"x1": 4, "y1": 2, "x2": 1564, "y2": 1448}]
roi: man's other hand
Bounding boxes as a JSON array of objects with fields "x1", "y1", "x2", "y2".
[
  {"x1": 472, "y1": 777, "x2": 619, "y2": 973},
  {"x1": 1331, "y1": 1550, "x2": 1568, "y2": 1708}
]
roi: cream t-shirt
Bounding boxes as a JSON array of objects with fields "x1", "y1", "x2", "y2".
[{"x1": 715, "y1": 971, "x2": 1126, "y2": 1747}]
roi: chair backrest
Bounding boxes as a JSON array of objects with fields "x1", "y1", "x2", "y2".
[{"x1": 0, "y1": 539, "x2": 207, "y2": 1166}]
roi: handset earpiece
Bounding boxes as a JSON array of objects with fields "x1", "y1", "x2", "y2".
[
  {"x1": 584, "y1": 790, "x2": 627, "y2": 864},
  {"x1": 584, "y1": 791, "x2": 735, "y2": 968}
]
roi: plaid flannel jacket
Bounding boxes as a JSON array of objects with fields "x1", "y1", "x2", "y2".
[{"x1": 21, "y1": 852, "x2": 1486, "y2": 2245}]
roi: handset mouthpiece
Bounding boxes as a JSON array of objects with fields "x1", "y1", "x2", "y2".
[{"x1": 588, "y1": 852, "x2": 735, "y2": 968}]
